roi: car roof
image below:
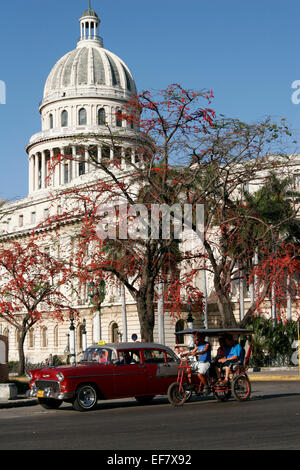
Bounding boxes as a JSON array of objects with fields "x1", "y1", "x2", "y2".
[
  {"x1": 86, "y1": 342, "x2": 176, "y2": 354},
  {"x1": 175, "y1": 328, "x2": 254, "y2": 337}
]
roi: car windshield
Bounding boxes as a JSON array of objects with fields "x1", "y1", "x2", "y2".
[{"x1": 83, "y1": 347, "x2": 111, "y2": 364}]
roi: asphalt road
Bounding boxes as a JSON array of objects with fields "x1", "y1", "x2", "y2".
[{"x1": 0, "y1": 381, "x2": 300, "y2": 451}]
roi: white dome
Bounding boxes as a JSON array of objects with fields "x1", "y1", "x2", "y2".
[
  {"x1": 42, "y1": 45, "x2": 137, "y2": 107},
  {"x1": 41, "y1": 8, "x2": 137, "y2": 108}
]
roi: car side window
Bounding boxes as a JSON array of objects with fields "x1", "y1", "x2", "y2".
[
  {"x1": 118, "y1": 350, "x2": 140, "y2": 365},
  {"x1": 143, "y1": 349, "x2": 165, "y2": 364},
  {"x1": 165, "y1": 352, "x2": 179, "y2": 363}
]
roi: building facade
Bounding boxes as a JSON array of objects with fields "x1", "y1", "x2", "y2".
[{"x1": 0, "y1": 7, "x2": 204, "y2": 364}]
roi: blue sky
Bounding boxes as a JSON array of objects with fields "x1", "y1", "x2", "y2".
[{"x1": 0, "y1": 0, "x2": 300, "y2": 200}]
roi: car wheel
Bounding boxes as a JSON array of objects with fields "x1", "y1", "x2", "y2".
[
  {"x1": 38, "y1": 398, "x2": 63, "y2": 409},
  {"x1": 72, "y1": 384, "x2": 98, "y2": 412},
  {"x1": 231, "y1": 374, "x2": 251, "y2": 402},
  {"x1": 167, "y1": 382, "x2": 187, "y2": 406},
  {"x1": 135, "y1": 395, "x2": 155, "y2": 405}
]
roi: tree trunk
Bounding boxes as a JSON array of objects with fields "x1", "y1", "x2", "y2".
[
  {"x1": 17, "y1": 330, "x2": 27, "y2": 376},
  {"x1": 214, "y1": 277, "x2": 238, "y2": 328},
  {"x1": 216, "y1": 296, "x2": 238, "y2": 328},
  {"x1": 136, "y1": 285, "x2": 155, "y2": 342}
]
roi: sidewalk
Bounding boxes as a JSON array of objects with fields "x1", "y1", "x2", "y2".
[
  {"x1": 0, "y1": 396, "x2": 37, "y2": 409},
  {"x1": 248, "y1": 367, "x2": 300, "y2": 381}
]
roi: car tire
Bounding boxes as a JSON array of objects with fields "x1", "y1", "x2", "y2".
[
  {"x1": 38, "y1": 398, "x2": 63, "y2": 409},
  {"x1": 135, "y1": 395, "x2": 155, "y2": 405},
  {"x1": 72, "y1": 384, "x2": 98, "y2": 412}
]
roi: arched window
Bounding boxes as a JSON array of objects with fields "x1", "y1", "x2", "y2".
[
  {"x1": 28, "y1": 329, "x2": 34, "y2": 349},
  {"x1": 41, "y1": 327, "x2": 48, "y2": 348},
  {"x1": 78, "y1": 324, "x2": 85, "y2": 350},
  {"x1": 175, "y1": 319, "x2": 185, "y2": 345},
  {"x1": 116, "y1": 109, "x2": 122, "y2": 128},
  {"x1": 98, "y1": 108, "x2": 106, "y2": 126},
  {"x1": 54, "y1": 325, "x2": 59, "y2": 348},
  {"x1": 111, "y1": 322, "x2": 119, "y2": 343},
  {"x1": 49, "y1": 114, "x2": 53, "y2": 129},
  {"x1": 78, "y1": 108, "x2": 87, "y2": 126},
  {"x1": 61, "y1": 110, "x2": 68, "y2": 127}
]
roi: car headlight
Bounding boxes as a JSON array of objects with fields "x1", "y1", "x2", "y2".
[{"x1": 56, "y1": 372, "x2": 64, "y2": 382}]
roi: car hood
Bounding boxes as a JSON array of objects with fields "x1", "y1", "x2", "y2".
[{"x1": 29, "y1": 363, "x2": 108, "y2": 380}]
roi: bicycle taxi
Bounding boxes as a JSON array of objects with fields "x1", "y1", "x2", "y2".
[{"x1": 167, "y1": 328, "x2": 254, "y2": 406}]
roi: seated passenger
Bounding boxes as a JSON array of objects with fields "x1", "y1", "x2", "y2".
[
  {"x1": 119, "y1": 351, "x2": 138, "y2": 365},
  {"x1": 216, "y1": 334, "x2": 243, "y2": 384},
  {"x1": 98, "y1": 350, "x2": 108, "y2": 364},
  {"x1": 210, "y1": 336, "x2": 226, "y2": 381}
]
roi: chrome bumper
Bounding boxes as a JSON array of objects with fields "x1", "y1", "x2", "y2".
[{"x1": 27, "y1": 386, "x2": 74, "y2": 401}]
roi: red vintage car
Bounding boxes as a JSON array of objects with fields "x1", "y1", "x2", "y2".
[{"x1": 26, "y1": 342, "x2": 180, "y2": 411}]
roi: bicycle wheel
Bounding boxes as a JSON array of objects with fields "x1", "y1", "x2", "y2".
[
  {"x1": 231, "y1": 374, "x2": 251, "y2": 402},
  {"x1": 167, "y1": 382, "x2": 188, "y2": 406}
]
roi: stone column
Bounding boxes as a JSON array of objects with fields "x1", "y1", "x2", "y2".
[
  {"x1": 29, "y1": 155, "x2": 34, "y2": 194},
  {"x1": 34, "y1": 154, "x2": 39, "y2": 191},
  {"x1": 60, "y1": 148, "x2": 65, "y2": 185},
  {"x1": 41, "y1": 151, "x2": 46, "y2": 189},
  {"x1": 157, "y1": 282, "x2": 165, "y2": 345},
  {"x1": 85, "y1": 147, "x2": 90, "y2": 173},
  {"x1": 131, "y1": 149, "x2": 136, "y2": 165},
  {"x1": 93, "y1": 311, "x2": 101, "y2": 343},
  {"x1": 110, "y1": 147, "x2": 114, "y2": 163},
  {"x1": 72, "y1": 146, "x2": 77, "y2": 180},
  {"x1": 121, "y1": 147, "x2": 126, "y2": 170},
  {"x1": 121, "y1": 285, "x2": 128, "y2": 343},
  {"x1": 97, "y1": 145, "x2": 102, "y2": 164}
]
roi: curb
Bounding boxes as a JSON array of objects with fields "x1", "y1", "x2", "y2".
[
  {"x1": 248, "y1": 374, "x2": 300, "y2": 381},
  {"x1": 0, "y1": 398, "x2": 38, "y2": 409}
]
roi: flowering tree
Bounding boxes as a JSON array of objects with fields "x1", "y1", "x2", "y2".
[
  {"x1": 0, "y1": 237, "x2": 76, "y2": 375},
  {"x1": 46, "y1": 84, "x2": 298, "y2": 337},
  {"x1": 44, "y1": 85, "x2": 213, "y2": 341}
]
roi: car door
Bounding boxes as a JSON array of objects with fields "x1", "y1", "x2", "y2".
[
  {"x1": 113, "y1": 349, "x2": 147, "y2": 397},
  {"x1": 143, "y1": 349, "x2": 176, "y2": 395}
]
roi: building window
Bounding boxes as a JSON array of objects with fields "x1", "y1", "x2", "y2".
[
  {"x1": 79, "y1": 160, "x2": 85, "y2": 176},
  {"x1": 116, "y1": 109, "x2": 122, "y2": 127},
  {"x1": 78, "y1": 324, "x2": 85, "y2": 350},
  {"x1": 111, "y1": 323, "x2": 119, "y2": 343},
  {"x1": 175, "y1": 319, "x2": 185, "y2": 345},
  {"x1": 31, "y1": 212, "x2": 36, "y2": 224},
  {"x1": 98, "y1": 108, "x2": 106, "y2": 126},
  {"x1": 44, "y1": 208, "x2": 49, "y2": 220},
  {"x1": 49, "y1": 114, "x2": 53, "y2": 129},
  {"x1": 41, "y1": 327, "x2": 48, "y2": 348},
  {"x1": 61, "y1": 110, "x2": 68, "y2": 127},
  {"x1": 54, "y1": 325, "x2": 59, "y2": 348},
  {"x1": 294, "y1": 173, "x2": 300, "y2": 189},
  {"x1": 18, "y1": 215, "x2": 24, "y2": 227},
  {"x1": 78, "y1": 108, "x2": 87, "y2": 126},
  {"x1": 64, "y1": 164, "x2": 69, "y2": 183},
  {"x1": 28, "y1": 329, "x2": 34, "y2": 349}
]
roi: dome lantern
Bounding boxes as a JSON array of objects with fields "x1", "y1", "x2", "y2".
[{"x1": 78, "y1": 1, "x2": 103, "y2": 47}]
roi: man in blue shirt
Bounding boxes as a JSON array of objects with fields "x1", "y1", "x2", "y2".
[
  {"x1": 189, "y1": 333, "x2": 211, "y2": 395},
  {"x1": 216, "y1": 334, "x2": 243, "y2": 384}
]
